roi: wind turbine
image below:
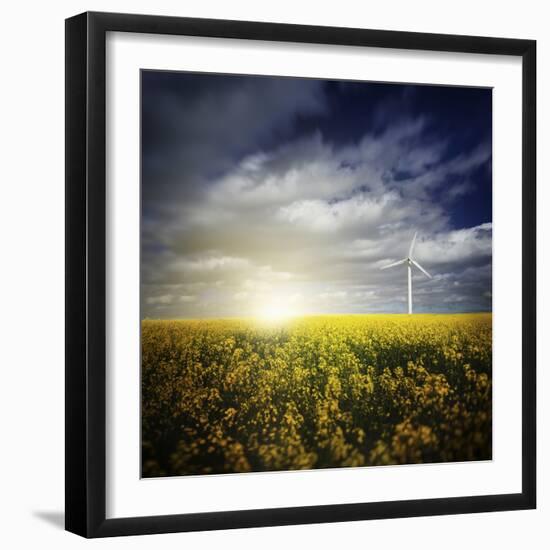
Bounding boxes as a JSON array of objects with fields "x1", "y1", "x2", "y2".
[{"x1": 380, "y1": 232, "x2": 432, "y2": 314}]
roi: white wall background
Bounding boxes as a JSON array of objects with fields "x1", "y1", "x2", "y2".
[{"x1": 0, "y1": 1, "x2": 546, "y2": 548}]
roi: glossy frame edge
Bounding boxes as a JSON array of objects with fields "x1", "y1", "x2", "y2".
[{"x1": 65, "y1": 11, "x2": 536, "y2": 538}]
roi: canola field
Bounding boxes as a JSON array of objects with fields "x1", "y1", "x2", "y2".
[{"x1": 142, "y1": 314, "x2": 492, "y2": 477}]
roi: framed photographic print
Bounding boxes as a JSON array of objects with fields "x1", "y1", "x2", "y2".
[{"x1": 65, "y1": 11, "x2": 536, "y2": 537}]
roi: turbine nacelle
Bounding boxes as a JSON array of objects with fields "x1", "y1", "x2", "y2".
[{"x1": 380, "y1": 231, "x2": 432, "y2": 314}]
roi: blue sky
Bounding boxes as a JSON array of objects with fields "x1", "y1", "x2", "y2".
[{"x1": 141, "y1": 71, "x2": 492, "y2": 318}]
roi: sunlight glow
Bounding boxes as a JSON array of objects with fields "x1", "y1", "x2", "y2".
[
  {"x1": 257, "y1": 296, "x2": 301, "y2": 322},
  {"x1": 258, "y1": 303, "x2": 294, "y2": 322}
]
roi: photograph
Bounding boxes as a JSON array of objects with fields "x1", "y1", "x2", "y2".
[{"x1": 140, "y1": 71, "x2": 493, "y2": 477}]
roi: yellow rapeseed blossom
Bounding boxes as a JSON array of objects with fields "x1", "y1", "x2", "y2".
[{"x1": 141, "y1": 313, "x2": 492, "y2": 476}]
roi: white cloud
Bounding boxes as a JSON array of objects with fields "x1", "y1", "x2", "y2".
[
  {"x1": 320, "y1": 290, "x2": 348, "y2": 300},
  {"x1": 415, "y1": 223, "x2": 492, "y2": 265},
  {"x1": 277, "y1": 192, "x2": 409, "y2": 233},
  {"x1": 171, "y1": 255, "x2": 250, "y2": 273},
  {"x1": 145, "y1": 294, "x2": 175, "y2": 305}
]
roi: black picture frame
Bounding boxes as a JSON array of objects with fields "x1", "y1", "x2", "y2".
[{"x1": 65, "y1": 11, "x2": 536, "y2": 538}]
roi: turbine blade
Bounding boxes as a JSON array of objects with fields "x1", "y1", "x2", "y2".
[
  {"x1": 411, "y1": 259, "x2": 432, "y2": 278},
  {"x1": 408, "y1": 231, "x2": 417, "y2": 258},
  {"x1": 380, "y1": 258, "x2": 407, "y2": 270}
]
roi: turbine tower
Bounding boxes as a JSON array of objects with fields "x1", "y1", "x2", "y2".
[{"x1": 380, "y1": 232, "x2": 432, "y2": 314}]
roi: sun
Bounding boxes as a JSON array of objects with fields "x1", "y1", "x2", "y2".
[
  {"x1": 259, "y1": 303, "x2": 292, "y2": 322},
  {"x1": 257, "y1": 298, "x2": 300, "y2": 322}
]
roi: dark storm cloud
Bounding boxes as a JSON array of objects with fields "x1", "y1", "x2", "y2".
[
  {"x1": 141, "y1": 72, "x2": 492, "y2": 318},
  {"x1": 142, "y1": 72, "x2": 327, "y2": 216}
]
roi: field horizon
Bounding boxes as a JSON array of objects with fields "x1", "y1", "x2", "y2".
[{"x1": 143, "y1": 312, "x2": 493, "y2": 322}]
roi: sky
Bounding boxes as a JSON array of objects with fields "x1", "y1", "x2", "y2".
[{"x1": 141, "y1": 71, "x2": 492, "y2": 319}]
